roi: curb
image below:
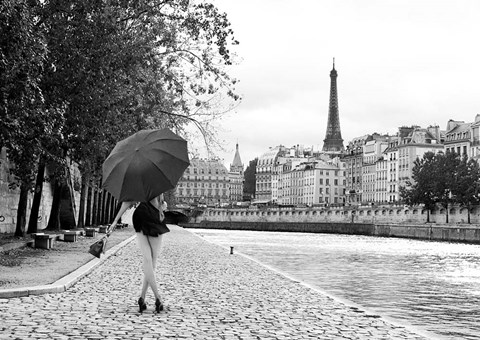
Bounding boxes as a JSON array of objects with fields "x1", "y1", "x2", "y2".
[{"x1": 0, "y1": 234, "x2": 136, "y2": 299}]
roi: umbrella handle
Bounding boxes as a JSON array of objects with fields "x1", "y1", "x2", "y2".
[{"x1": 106, "y1": 223, "x2": 118, "y2": 236}]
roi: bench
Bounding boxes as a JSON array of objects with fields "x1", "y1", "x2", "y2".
[
  {"x1": 63, "y1": 230, "x2": 81, "y2": 242},
  {"x1": 34, "y1": 233, "x2": 56, "y2": 250},
  {"x1": 98, "y1": 225, "x2": 113, "y2": 233},
  {"x1": 84, "y1": 227, "x2": 98, "y2": 237}
]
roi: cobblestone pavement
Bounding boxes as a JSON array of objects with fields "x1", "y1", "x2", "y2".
[{"x1": 0, "y1": 226, "x2": 431, "y2": 340}]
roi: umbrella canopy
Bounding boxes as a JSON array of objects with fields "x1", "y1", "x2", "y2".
[{"x1": 102, "y1": 129, "x2": 190, "y2": 202}]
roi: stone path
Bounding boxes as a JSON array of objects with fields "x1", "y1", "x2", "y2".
[{"x1": 0, "y1": 226, "x2": 430, "y2": 339}]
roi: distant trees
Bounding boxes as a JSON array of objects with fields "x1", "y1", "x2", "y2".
[
  {"x1": 400, "y1": 151, "x2": 480, "y2": 223},
  {"x1": 243, "y1": 158, "x2": 257, "y2": 200},
  {"x1": 1, "y1": 0, "x2": 240, "y2": 235}
]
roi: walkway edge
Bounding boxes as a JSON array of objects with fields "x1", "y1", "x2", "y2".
[{"x1": 0, "y1": 235, "x2": 136, "y2": 299}]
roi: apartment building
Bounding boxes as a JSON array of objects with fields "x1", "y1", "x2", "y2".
[
  {"x1": 255, "y1": 145, "x2": 288, "y2": 201},
  {"x1": 343, "y1": 135, "x2": 368, "y2": 204},
  {"x1": 276, "y1": 158, "x2": 346, "y2": 206},
  {"x1": 396, "y1": 126, "x2": 444, "y2": 198},
  {"x1": 385, "y1": 137, "x2": 400, "y2": 202},
  {"x1": 362, "y1": 135, "x2": 390, "y2": 203},
  {"x1": 175, "y1": 158, "x2": 230, "y2": 206}
]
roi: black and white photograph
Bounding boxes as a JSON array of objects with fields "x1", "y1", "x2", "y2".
[{"x1": 1, "y1": 0, "x2": 480, "y2": 339}]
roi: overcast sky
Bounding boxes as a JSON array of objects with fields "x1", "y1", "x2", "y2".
[{"x1": 197, "y1": 0, "x2": 480, "y2": 168}]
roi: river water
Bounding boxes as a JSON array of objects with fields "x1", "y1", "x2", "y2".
[{"x1": 191, "y1": 228, "x2": 480, "y2": 340}]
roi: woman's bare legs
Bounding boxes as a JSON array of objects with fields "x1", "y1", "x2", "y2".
[{"x1": 136, "y1": 233, "x2": 163, "y2": 300}]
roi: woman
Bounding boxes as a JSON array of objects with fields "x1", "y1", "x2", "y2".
[{"x1": 109, "y1": 193, "x2": 169, "y2": 313}]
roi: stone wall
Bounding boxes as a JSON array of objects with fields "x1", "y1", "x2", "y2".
[
  {"x1": 190, "y1": 205, "x2": 480, "y2": 244},
  {"x1": 185, "y1": 220, "x2": 480, "y2": 244},
  {"x1": 198, "y1": 204, "x2": 480, "y2": 225},
  {"x1": 0, "y1": 148, "x2": 80, "y2": 234}
]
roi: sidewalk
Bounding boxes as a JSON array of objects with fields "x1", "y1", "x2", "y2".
[{"x1": 0, "y1": 226, "x2": 432, "y2": 339}]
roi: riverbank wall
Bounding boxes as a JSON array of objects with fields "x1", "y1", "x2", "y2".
[{"x1": 182, "y1": 220, "x2": 480, "y2": 244}]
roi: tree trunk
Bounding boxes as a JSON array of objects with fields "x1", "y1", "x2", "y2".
[
  {"x1": 426, "y1": 209, "x2": 430, "y2": 223},
  {"x1": 14, "y1": 182, "x2": 29, "y2": 237},
  {"x1": 77, "y1": 174, "x2": 88, "y2": 228},
  {"x1": 85, "y1": 184, "x2": 92, "y2": 226},
  {"x1": 445, "y1": 203, "x2": 449, "y2": 223},
  {"x1": 27, "y1": 158, "x2": 45, "y2": 234},
  {"x1": 46, "y1": 179, "x2": 62, "y2": 231},
  {"x1": 468, "y1": 205, "x2": 471, "y2": 224},
  {"x1": 92, "y1": 187, "x2": 98, "y2": 226},
  {"x1": 99, "y1": 190, "x2": 105, "y2": 224},
  {"x1": 105, "y1": 193, "x2": 111, "y2": 224}
]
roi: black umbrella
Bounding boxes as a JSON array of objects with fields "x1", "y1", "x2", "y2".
[{"x1": 102, "y1": 129, "x2": 189, "y2": 202}]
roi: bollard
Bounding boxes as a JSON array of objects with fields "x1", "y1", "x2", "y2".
[{"x1": 230, "y1": 246, "x2": 234, "y2": 255}]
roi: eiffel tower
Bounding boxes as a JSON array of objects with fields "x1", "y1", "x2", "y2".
[{"x1": 322, "y1": 59, "x2": 344, "y2": 153}]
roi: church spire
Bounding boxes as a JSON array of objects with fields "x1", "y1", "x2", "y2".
[
  {"x1": 322, "y1": 59, "x2": 344, "y2": 153},
  {"x1": 230, "y1": 143, "x2": 243, "y2": 173}
]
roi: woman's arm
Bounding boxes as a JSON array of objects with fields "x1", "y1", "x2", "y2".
[{"x1": 108, "y1": 201, "x2": 134, "y2": 233}]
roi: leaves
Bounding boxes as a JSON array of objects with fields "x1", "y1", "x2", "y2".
[{"x1": 401, "y1": 151, "x2": 480, "y2": 213}]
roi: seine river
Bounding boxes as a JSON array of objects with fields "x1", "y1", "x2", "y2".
[{"x1": 191, "y1": 228, "x2": 480, "y2": 340}]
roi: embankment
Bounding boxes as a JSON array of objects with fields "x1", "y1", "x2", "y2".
[{"x1": 182, "y1": 221, "x2": 480, "y2": 244}]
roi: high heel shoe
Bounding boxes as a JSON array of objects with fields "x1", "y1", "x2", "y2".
[
  {"x1": 138, "y1": 297, "x2": 147, "y2": 313},
  {"x1": 155, "y1": 298, "x2": 164, "y2": 313}
]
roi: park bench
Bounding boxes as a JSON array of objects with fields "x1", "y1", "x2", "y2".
[
  {"x1": 63, "y1": 230, "x2": 81, "y2": 242},
  {"x1": 84, "y1": 227, "x2": 98, "y2": 237},
  {"x1": 98, "y1": 225, "x2": 109, "y2": 233},
  {"x1": 33, "y1": 233, "x2": 56, "y2": 250}
]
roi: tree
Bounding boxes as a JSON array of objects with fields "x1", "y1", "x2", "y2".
[
  {"x1": 400, "y1": 152, "x2": 437, "y2": 222},
  {"x1": 433, "y1": 151, "x2": 460, "y2": 223},
  {"x1": 451, "y1": 155, "x2": 480, "y2": 223},
  {"x1": 38, "y1": 0, "x2": 240, "y2": 229},
  {"x1": 0, "y1": 0, "x2": 65, "y2": 236},
  {"x1": 243, "y1": 158, "x2": 257, "y2": 200},
  {"x1": 401, "y1": 151, "x2": 475, "y2": 224}
]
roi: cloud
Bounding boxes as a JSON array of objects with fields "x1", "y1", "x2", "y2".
[{"x1": 207, "y1": 0, "x2": 480, "y2": 167}]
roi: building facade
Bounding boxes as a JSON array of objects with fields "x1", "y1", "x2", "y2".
[
  {"x1": 175, "y1": 158, "x2": 230, "y2": 206},
  {"x1": 255, "y1": 145, "x2": 288, "y2": 201},
  {"x1": 275, "y1": 159, "x2": 346, "y2": 206},
  {"x1": 361, "y1": 135, "x2": 390, "y2": 204}
]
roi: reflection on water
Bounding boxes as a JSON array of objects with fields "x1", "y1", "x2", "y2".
[{"x1": 192, "y1": 229, "x2": 480, "y2": 340}]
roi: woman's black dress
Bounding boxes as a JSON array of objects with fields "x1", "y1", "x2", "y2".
[{"x1": 132, "y1": 202, "x2": 170, "y2": 237}]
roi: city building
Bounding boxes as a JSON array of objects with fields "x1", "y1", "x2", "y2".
[
  {"x1": 361, "y1": 134, "x2": 390, "y2": 203},
  {"x1": 272, "y1": 145, "x2": 315, "y2": 204},
  {"x1": 255, "y1": 145, "x2": 288, "y2": 202},
  {"x1": 393, "y1": 126, "x2": 444, "y2": 201},
  {"x1": 444, "y1": 117, "x2": 480, "y2": 158},
  {"x1": 385, "y1": 137, "x2": 400, "y2": 203},
  {"x1": 174, "y1": 158, "x2": 230, "y2": 206},
  {"x1": 343, "y1": 135, "x2": 368, "y2": 204},
  {"x1": 277, "y1": 158, "x2": 346, "y2": 206}
]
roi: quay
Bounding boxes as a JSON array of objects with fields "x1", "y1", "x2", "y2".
[{"x1": 0, "y1": 226, "x2": 433, "y2": 339}]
